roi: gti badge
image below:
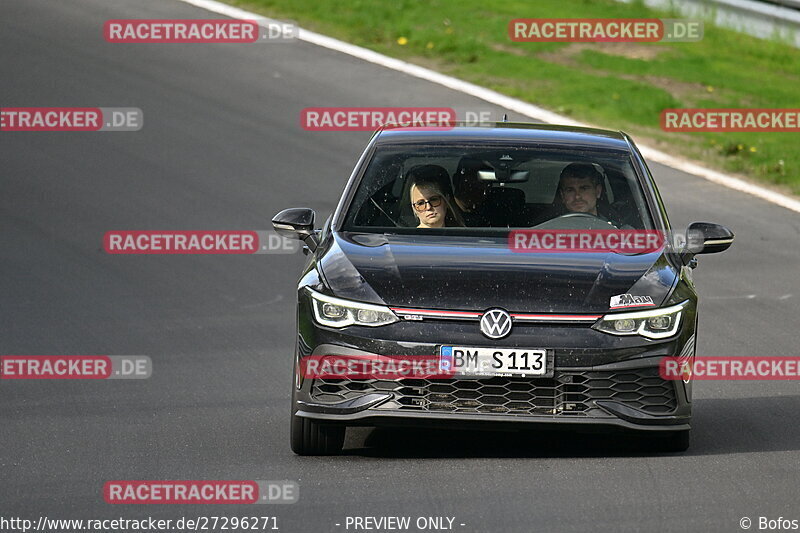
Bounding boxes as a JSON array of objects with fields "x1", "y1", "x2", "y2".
[{"x1": 480, "y1": 308, "x2": 512, "y2": 339}]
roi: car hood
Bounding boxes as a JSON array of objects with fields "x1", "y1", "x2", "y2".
[{"x1": 318, "y1": 232, "x2": 677, "y2": 313}]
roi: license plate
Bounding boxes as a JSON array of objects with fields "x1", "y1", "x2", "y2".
[{"x1": 440, "y1": 346, "x2": 548, "y2": 377}]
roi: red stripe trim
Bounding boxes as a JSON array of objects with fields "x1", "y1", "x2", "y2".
[
  {"x1": 512, "y1": 313, "x2": 601, "y2": 320},
  {"x1": 390, "y1": 308, "x2": 481, "y2": 317},
  {"x1": 390, "y1": 307, "x2": 600, "y2": 321}
]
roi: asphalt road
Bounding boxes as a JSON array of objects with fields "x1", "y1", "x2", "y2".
[{"x1": 1, "y1": 1, "x2": 799, "y2": 532}]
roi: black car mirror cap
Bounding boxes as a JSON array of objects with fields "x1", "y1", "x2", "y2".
[
  {"x1": 272, "y1": 207, "x2": 319, "y2": 251},
  {"x1": 680, "y1": 221, "x2": 734, "y2": 264}
]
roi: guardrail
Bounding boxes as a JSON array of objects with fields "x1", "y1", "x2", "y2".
[
  {"x1": 758, "y1": 0, "x2": 800, "y2": 10},
  {"x1": 618, "y1": 0, "x2": 800, "y2": 47}
]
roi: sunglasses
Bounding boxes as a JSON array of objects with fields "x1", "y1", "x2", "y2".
[{"x1": 412, "y1": 195, "x2": 444, "y2": 212}]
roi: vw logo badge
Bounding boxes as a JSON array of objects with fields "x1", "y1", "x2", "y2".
[{"x1": 480, "y1": 308, "x2": 512, "y2": 339}]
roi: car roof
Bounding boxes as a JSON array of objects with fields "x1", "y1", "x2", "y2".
[{"x1": 375, "y1": 122, "x2": 632, "y2": 151}]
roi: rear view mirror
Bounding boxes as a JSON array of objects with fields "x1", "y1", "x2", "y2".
[
  {"x1": 477, "y1": 169, "x2": 529, "y2": 182},
  {"x1": 272, "y1": 207, "x2": 319, "y2": 251},
  {"x1": 682, "y1": 221, "x2": 734, "y2": 263}
]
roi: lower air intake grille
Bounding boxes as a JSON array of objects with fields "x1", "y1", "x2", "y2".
[{"x1": 311, "y1": 367, "x2": 676, "y2": 416}]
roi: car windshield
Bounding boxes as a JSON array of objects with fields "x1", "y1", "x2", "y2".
[{"x1": 342, "y1": 143, "x2": 654, "y2": 234}]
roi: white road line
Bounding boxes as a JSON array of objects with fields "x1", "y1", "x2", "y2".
[{"x1": 176, "y1": 0, "x2": 800, "y2": 214}]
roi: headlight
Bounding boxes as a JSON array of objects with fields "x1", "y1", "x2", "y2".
[
  {"x1": 592, "y1": 301, "x2": 687, "y2": 339},
  {"x1": 308, "y1": 289, "x2": 398, "y2": 328}
]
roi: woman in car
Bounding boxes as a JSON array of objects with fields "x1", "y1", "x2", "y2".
[{"x1": 406, "y1": 164, "x2": 465, "y2": 228}]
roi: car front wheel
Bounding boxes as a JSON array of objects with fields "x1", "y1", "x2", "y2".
[{"x1": 290, "y1": 411, "x2": 345, "y2": 455}]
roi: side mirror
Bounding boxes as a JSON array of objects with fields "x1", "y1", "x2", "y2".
[
  {"x1": 680, "y1": 221, "x2": 734, "y2": 264},
  {"x1": 272, "y1": 208, "x2": 319, "y2": 251}
]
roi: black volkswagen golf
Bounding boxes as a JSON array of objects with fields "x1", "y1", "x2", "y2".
[{"x1": 273, "y1": 122, "x2": 733, "y2": 455}]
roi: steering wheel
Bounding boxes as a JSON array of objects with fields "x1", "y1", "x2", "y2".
[
  {"x1": 558, "y1": 212, "x2": 601, "y2": 220},
  {"x1": 533, "y1": 211, "x2": 619, "y2": 230}
]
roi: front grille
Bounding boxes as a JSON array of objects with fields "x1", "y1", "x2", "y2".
[{"x1": 311, "y1": 367, "x2": 676, "y2": 417}]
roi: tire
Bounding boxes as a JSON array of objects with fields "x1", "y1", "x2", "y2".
[
  {"x1": 290, "y1": 411, "x2": 345, "y2": 455},
  {"x1": 650, "y1": 430, "x2": 690, "y2": 453}
]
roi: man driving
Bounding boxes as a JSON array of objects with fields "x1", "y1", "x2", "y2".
[
  {"x1": 552, "y1": 162, "x2": 635, "y2": 229},
  {"x1": 558, "y1": 162, "x2": 603, "y2": 216}
]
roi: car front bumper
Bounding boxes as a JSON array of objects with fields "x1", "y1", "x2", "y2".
[{"x1": 293, "y1": 307, "x2": 695, "y2": 433}]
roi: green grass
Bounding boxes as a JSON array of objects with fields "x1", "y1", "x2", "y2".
[{"x1": 228, "y1": 0, "x2": 800, "y2": 194}]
